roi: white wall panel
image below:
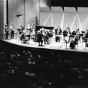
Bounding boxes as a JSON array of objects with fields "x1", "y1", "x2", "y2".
[
  {"x1": 78, "y1": 7, "x2": 88, "y2": 13},
  {"x1": 77, "y1": 14, "x2": 88, "y2": 31},
  {"x1": 64, "y1": 7, "x2": 76, "y2": 13},
  {"x1": 40, "y1": 12, "x2": 51, "y2": 26},
  {"x1": 51, "y1": 7, "x2": 63, "y2": 13},
  {"x1": 63, "y1": 13, "x2": 76, "y2": 31},
  {"x1": 52, "y1": 13, "x2": 63, "y2": 29}
]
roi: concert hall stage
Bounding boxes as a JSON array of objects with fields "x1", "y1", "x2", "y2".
[{"x1": 3, "y1": 37, "x2": 88, "y2": 53}]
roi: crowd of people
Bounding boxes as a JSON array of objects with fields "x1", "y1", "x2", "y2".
[
  {"x1": 5, "y1": 23, "x2": 88, "y2": 50},
  {"x1": 5, "y1": 23, "x2": 53, "y2": 46},
  {"x1": 55, "y1": 26, "x2": 88, "y2": 49},
  {"x1": 5, "y1": 24, "x2": 14, "y2": 39},
  {"x1": 0, "y1": 39, "x2": 88, "y2": 88}
]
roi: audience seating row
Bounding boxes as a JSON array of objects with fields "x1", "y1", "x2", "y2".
[{"x1": 0, "y1": 40, "x2": 88, "y2": 88}]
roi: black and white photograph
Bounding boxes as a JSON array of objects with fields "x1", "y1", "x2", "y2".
[{"x1": 0, "y1": 0, "x2": 88, "y2": 88}]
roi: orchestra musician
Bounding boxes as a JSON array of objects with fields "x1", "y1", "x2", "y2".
[
  {"x1": 55, "y1": 26, "x2": 62, "y2": 42},
  {"x1": 70, "y1": 37, "x2": 76, "y2": 49},
  {"x1": 17, "y1": 24, "x2": 23, "y2": 42},
  {"x1": 63, "y1": 29, "x2": 68, "y2": 38},
  {"x1": 63, "y1": 27, "x2": 70, "y2": 48},
  {"x1": 18, "y1": 24, "x2": 23, "y2": 34},
  {"x1": 31, "y1": 28, "x2": 36, "y2": 42},
  {"x1": 63, "y1": 27, "x2": 72, "y2": 49},
  {"x1": 43, "y1": 29, "x2": 49, "y2": 44},
  {"x1": 55, "y1": 26, "x2": 62, "y2": 35},
  {"x1": 37, "y1": 29, "x2": 43, "y2": 46},
  {"x1": 20, "y1": 31, "x2": 26, "y2": 42},
  {"x1": 5, "y1": 24, "x2": 9, "y2": 39},
  {"x1": 84, "y1": 30, "x2": 88, "y2": 49},
  {"x1": 10, "y1": 24, "x2": 14, "y2": 39},
  {"x1": 26, "y1": 24, "x2": 31, "y2": 40},
  {"x1": 71, "y1": 31, "x2": 76, "y2": 38}
]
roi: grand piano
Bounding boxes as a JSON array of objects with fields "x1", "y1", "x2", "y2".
[{"x1": 35, "y1": 26, "x2": 54, "y2": 31}]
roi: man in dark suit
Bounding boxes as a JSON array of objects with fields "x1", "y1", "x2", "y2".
[
  {"x1": 10, "y1": 24, "x2": 14, "y2": 39},
  {"x1": 5, "y1": 24, "x2": 9, "y2": 39},
  {"x1": 85, "y1": 30, "x2": 88, "y2": 38},
  {"x1": 37, "y1": 30, "x2": 43, "y2": 46}
]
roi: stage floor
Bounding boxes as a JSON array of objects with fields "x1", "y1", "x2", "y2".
[{"x1": 3, "y1": 36, "x2": 88, "y2": 53}]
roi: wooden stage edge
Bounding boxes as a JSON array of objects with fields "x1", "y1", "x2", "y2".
[{"x1": 2, "y1": 38, "x2": 88, "y2": 54}]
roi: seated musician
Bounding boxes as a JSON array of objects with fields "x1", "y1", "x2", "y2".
[
  {"x1": 58, "y1": 26, "x2": 62, "y2": 35},
  {"x1": 63, "y1": 29, "x2": 68, "y2": 38},
  {"x1": 55, "y1": 26, "x2": 62, "y2": 35},
  {"x1": 76, "y1": 28, "x2": 80, "y2": 34},
  {"x1": 71, "y1": 31, "x2": 76, "y2": 38},
  {"x1": 17, "y1": 24, "x2": 23, "y2": 41},
  {"x1": 55, "y1": 28, "x2": 58, "y2": 35},
  {"x1": 18, "y1": 24, "x2": 23, "y2": 34},
  {"x1": 70, "y1": 37, "x2": 75, "y2": 49},
  {"x1": 43, "y1": 29, "x2": 49, "y2": 44},
  {"x1": 20, "y1": 31, "x2": 26, "y2": 42}
]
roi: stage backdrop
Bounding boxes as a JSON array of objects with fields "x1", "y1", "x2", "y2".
[
  {"x1": 63, "y1": 13, "x2": 76, "y2": 32},
  {"x1": 40, "y1": 7, "x2": 51, "y2": 27},
  {"x1": 77, "y1": 7, "x2": 88, "y2": 31},
  {"x1": 51, "y1": 7, "x2": 63, "y2": 29},
  {"x1": 40, "y1": 7, "x2": 88, "y2": 32},
  {"x1": 8, "y1": 0, "x2": 51, "y2": 33}
]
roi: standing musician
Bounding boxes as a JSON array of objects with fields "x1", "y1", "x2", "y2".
[
  {"x1": 80, "y1": 31, "x2": 85, "y2": 46},
  {"x1": 31, "y1": 21, "x2": 36, "y2": 30},
  {"x1": 76, "y1": 28, "x2": 81, "y2": 40},
  {"x1": 71, "y1": 31, "x2": 76, "y2": 38},
  {"x1": 31, "y1": 28, "x2": 36, "y2": 42},
  {"x1": 26, "y1": 24, "x2": 31, "y2": 40},
  {"x1": 10, "y1": 24, "x2": 14, "y2": 39},
  {"x1": 55, "y1": 26, "x2": 62, "y2": 42},
  {"x1": 30, "y1": 22, "x2": 36, "y2": 40},
  {"x1": 84, "y1": 30, "x2": 88, "y2": 49},
  {"x1": 17, "y1": 24, "x2": 23, "y2": 42},
  {"x1": 63, "y1": 27, "x2": 71, "y2": 49},
  {"x1": 70, "y1": 28, "x2": 81, "y2": 50},
  {"x1": 5, "y1": 24, "x2": 9, "y2": 39}
]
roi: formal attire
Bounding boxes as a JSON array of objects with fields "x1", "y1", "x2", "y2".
[
  {"x1": 5, "y1": 25, "x2": 8, "y2": 39},
  {"x1": 10, "y1": 25, "x2": 14, "y2": 39},
  {"x1": 37, "y1": 31, "x2": 43, "y2": 46}
]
